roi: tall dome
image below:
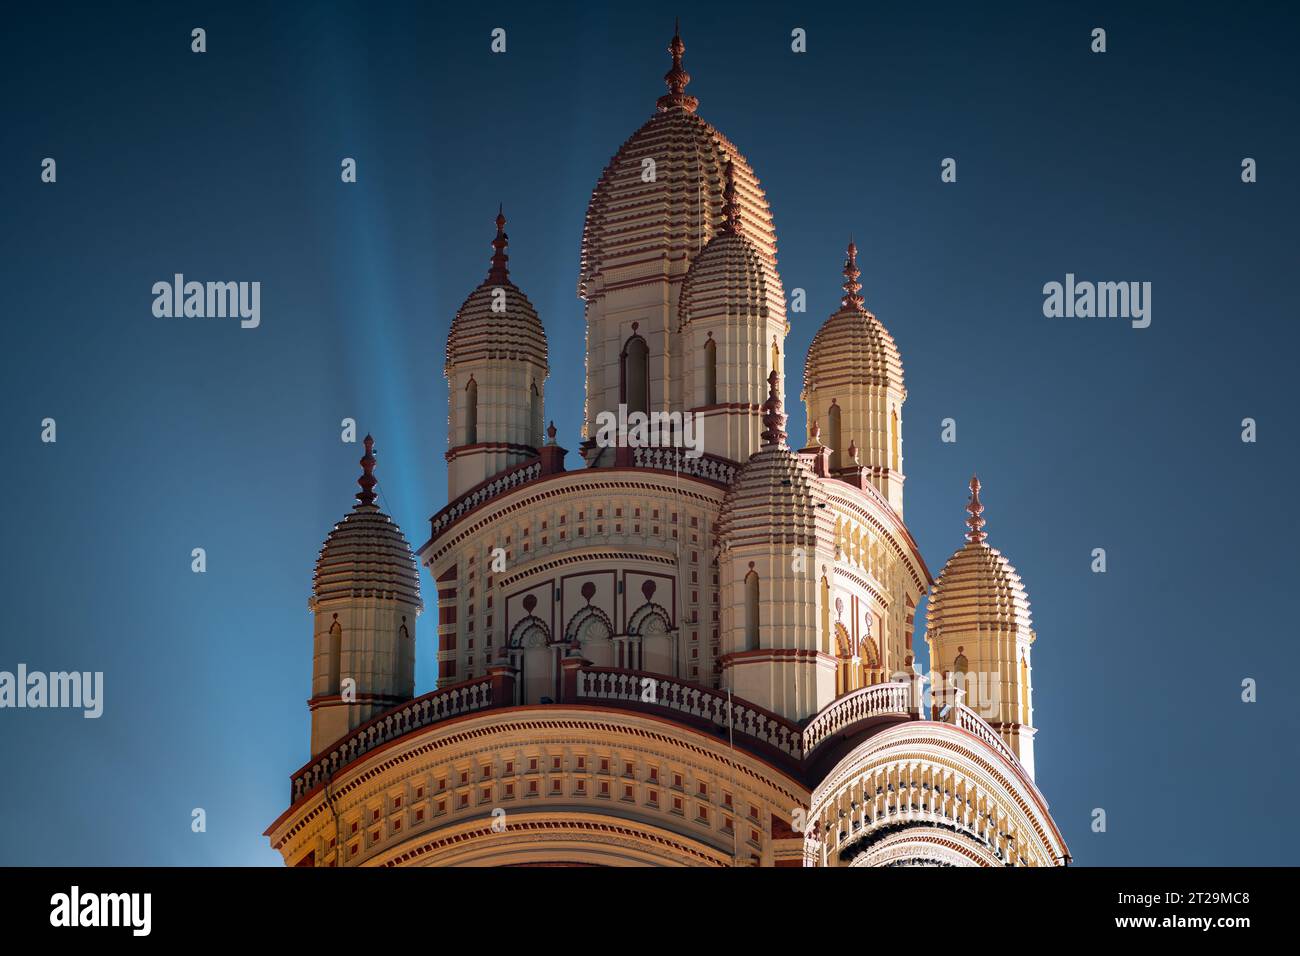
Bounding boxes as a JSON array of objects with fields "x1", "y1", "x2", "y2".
[
  {"x1": 802, "y1": 243, "x2": 907, "y2": 514},
  {"x1": 803, "y1": 245, "x2": 904, "y2": 398},
  {"x1": 446, "y1": 208, "x2": 548, "y2": 374},
  {"x1": 312, "y1": 436, "x2": 422, "y2": 609},
  {"x1": 926, "y1": 476, "x2": 1038, "y2": 777},
  {"x1": 677, "y1": 167, "x2": 786, "y2": 332},
  {"x1": 444, "y1": 209, "x2": 549, "y2": 498},
  {"x1": 717, "y1": 372, "x2": 836, "y2": 721},
  {"x1": 578, "y1": 27, "x2": 777, "y2": 303},
  {"x1": 677, "y1": 165, "x2": 788, "y2": 462},
  {"x1": 308, "y1": 436, "x2": 422, "y2": 758},
  {"x1": 926, "y1": 478, "x2": 1031, "y2": 635}
]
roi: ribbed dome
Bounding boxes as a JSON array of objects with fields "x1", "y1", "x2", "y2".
[
  {"x1": 716, "y1": 372, "x2": 827, "y2": 547},
  {"x1": 579, "y1": 30, "x2": 776, "y2": 302},
  {"x1": 678, "y1": 229, "x2": 786, "y2": 331},
  {"x1": 803, "y1": 243, "x2": 904, "y2": 397},
  {"x1": 716, "y1": 445, "x2": 821, "y2": 548},
  {"x1": 927, "y1": 477, "x2": 1032, "y2": 635},
  {"x1": 313, "y1": 506, "x2": 422, "y2": 607},
  {"x1": 446, "y1": 209, "x2": 548, "y2": 374},
  {"x1": 311, "y1": 437, "x2": 422, "y2": 609},
  {"x1": 445, "y1": 280, "x2": 547, "y2": 372},
  {"x1": 927, "y1": 541, "x2": 1032, "y2": 634}
]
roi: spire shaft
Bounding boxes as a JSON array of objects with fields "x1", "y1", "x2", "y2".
[
  {"x1": 760, "y1": 370, "x2": 787, "y2": 447},
  {"x1": 357, "y1": 434, "x2": 378, "y2": 507},
  {"x1": 965, "y1": 474, "x2": 987, "y2": 543},
  {"x1": 720, "y1": 161, "x2": 740, "y2": 234},
  {"x1": 656, "y1": 21, "x2": 699, "y2": 113},
  {"x1": 487, "y1": 206, "x2": 509, "y2": 284},
  {"x1": 841, "y1": 241, "x2": 864, "y2": 310}
]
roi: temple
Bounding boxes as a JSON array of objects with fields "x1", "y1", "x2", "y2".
[{"x1": 266, "y1": 26, "x2": 1068, "y2": 868}]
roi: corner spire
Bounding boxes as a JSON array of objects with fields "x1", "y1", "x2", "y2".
[
  {"x1": 841, "y1": 240, "x2": 864, "y2": 311},
  {"x1": 656, "y1": 20, "x2": 699, "y2": 113},
  {"x1": 487, "y1": 205, "x2": 509, "y2": 284},
  {"x1": 965, "y1": 474, "x2": 987, "y2": 544},
  {"x1": 760, "y1": 370, "x2": 787, "y2": 447},
  {"x1": 720, "y1": 161, "x2": 740, "y2": 234},
  {"x1": 357, "y1": 434, "x2": 378, "y2": 507}
]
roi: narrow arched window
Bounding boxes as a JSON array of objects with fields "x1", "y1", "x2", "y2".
[
  {"x1": 327, "y1": 620, "x2": 342, "y2": 695},
  {"x1": 703, "y1": 338, "x2": 717, "y2": 406},
  {"x1": 398, "y1": 623, "x2": 413, "y2": 696},
  {"x1": 622, "y1": 335, "x2": 649, "y2": 415},
  {"x1": 890, "y1": 408, "x2": 900, "y2": 471},
  {"x1": 828, "y1": 402, "x2": 842, "y2": 471},
  {"x1": 744, "y1": 570, "x2": 760, "y2": 650},
  {"x1": 953, "y1": 653, "x2": 969, "y2": 707},
  {"x1": 465, "y1": 378, "x2": 478, "y2": 446}
]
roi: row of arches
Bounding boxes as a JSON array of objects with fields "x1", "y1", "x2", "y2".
[{"x1": 506, "y1": 601, "x2": 675, "y2": 704}]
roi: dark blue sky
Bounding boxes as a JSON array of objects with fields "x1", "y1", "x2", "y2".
[{"x1": 2, "y1": 1, "x2": 1296, "y2": 865}]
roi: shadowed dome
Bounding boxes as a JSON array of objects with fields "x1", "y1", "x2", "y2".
[
  {"x1": 716, "y1": 372, "x2": 827, "y2": 547},
  {"x1": 446, "y1": 208, "x2": 548, "y2": 374},
  {"x1": 678, "y1": 164, "x2": 786, "y2": 331},
  {"x1": 927, "y1": 477, "x2": 1032, "y2": 635},
  {"x1": 579, "y1": 25, "x2": 776, "y2": 303},
  {"x1": 312, "y1": 436, "x2": 422, "y2": 609},
  {"x1": 803, "y1": 243, "x2": 904, "y2": 398}
]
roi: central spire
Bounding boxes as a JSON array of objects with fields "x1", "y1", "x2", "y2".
[
  {"x1": 760, "y1": 370, "x2": 787, "y2": 447},
  {"x1": 357, "y1": 434, "x2": 378, "y2": 507},
  {"x1": 487, "y1": 205, "x2": 509, "y2": 284},
  {"x1": 656, "y1": 19, "x2": 699, "y2": 113},
  {"x1": 841, "y1": 240, "x2": 865, "y2": 311},
  {"x1": 965, "y1": 474, "x2": 987, "y2": 544},
  {"x1": 720, "y1": 161, "x2": 740, "y2": 234}
]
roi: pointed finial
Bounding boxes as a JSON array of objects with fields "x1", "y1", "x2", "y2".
[
  {"x1": 720, "y1": 162, "x2": 741, "y2": 234},
  {"x1": 760, "y1": 370, "x2": 787, "y2": 447},
  {"x1": 487, "y1": 205, "x2": 509, "y2": 284},
  {"x1": 841, "y1": 240, "x2": 864, "y2": 310},
  {"x1": 656, "y1": 20, "x2": 699, "y2": 113},
  {"x1": 357, "y1": 434, "x2": 378, "y2": 507},
  {"x1": 847, "y1": 439, "x2": 859, "y2": 464},
  {"x1": 965, "y1": 474, "x2": 987, "y2": 543},
  {"x1": 546, "y1": 420, "x2": 558, "y2": 445},
  {"x1": 809, "y1": 420, "x2": 821, "y2": 444}
]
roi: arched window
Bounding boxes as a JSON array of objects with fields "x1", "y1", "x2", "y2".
[
  {"x1": 465, "y1": 378, "x2": 478, "y2": 446},
  {"x1": 703, "y1": 337, "x2": 717, "y2": 406},
  {"x1": 834, "y1": 622, "x2": 853, "y2": 695},
  {"x1": 953, "y1": 652, "x2": 969, "y2": 707},
  {"x1": 743, "y1": 571, "x2": 760, "y2": 651},
  {"x1": 398, "y1": 622, "x2": 413, "y2": 697},
  {"x1": 890, "y1": 408, "x2": 900, "y2": 471},
  {"x1": 530, "y1": 382, "x2": 542, "y2": 447},
  {"x1": 621, "y1": 335, "x2": 649, "y2": 416},
  {"x1": 327, "y1": 620, "x2": 342, "y2": 696},
  {"x1": 827, "y1": 402, "x2": 842, "y2": 471}
]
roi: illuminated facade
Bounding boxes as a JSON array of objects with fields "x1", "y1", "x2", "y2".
[{"x1": 266, "y1": 28, "x2": 1068, "y2": 868}]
